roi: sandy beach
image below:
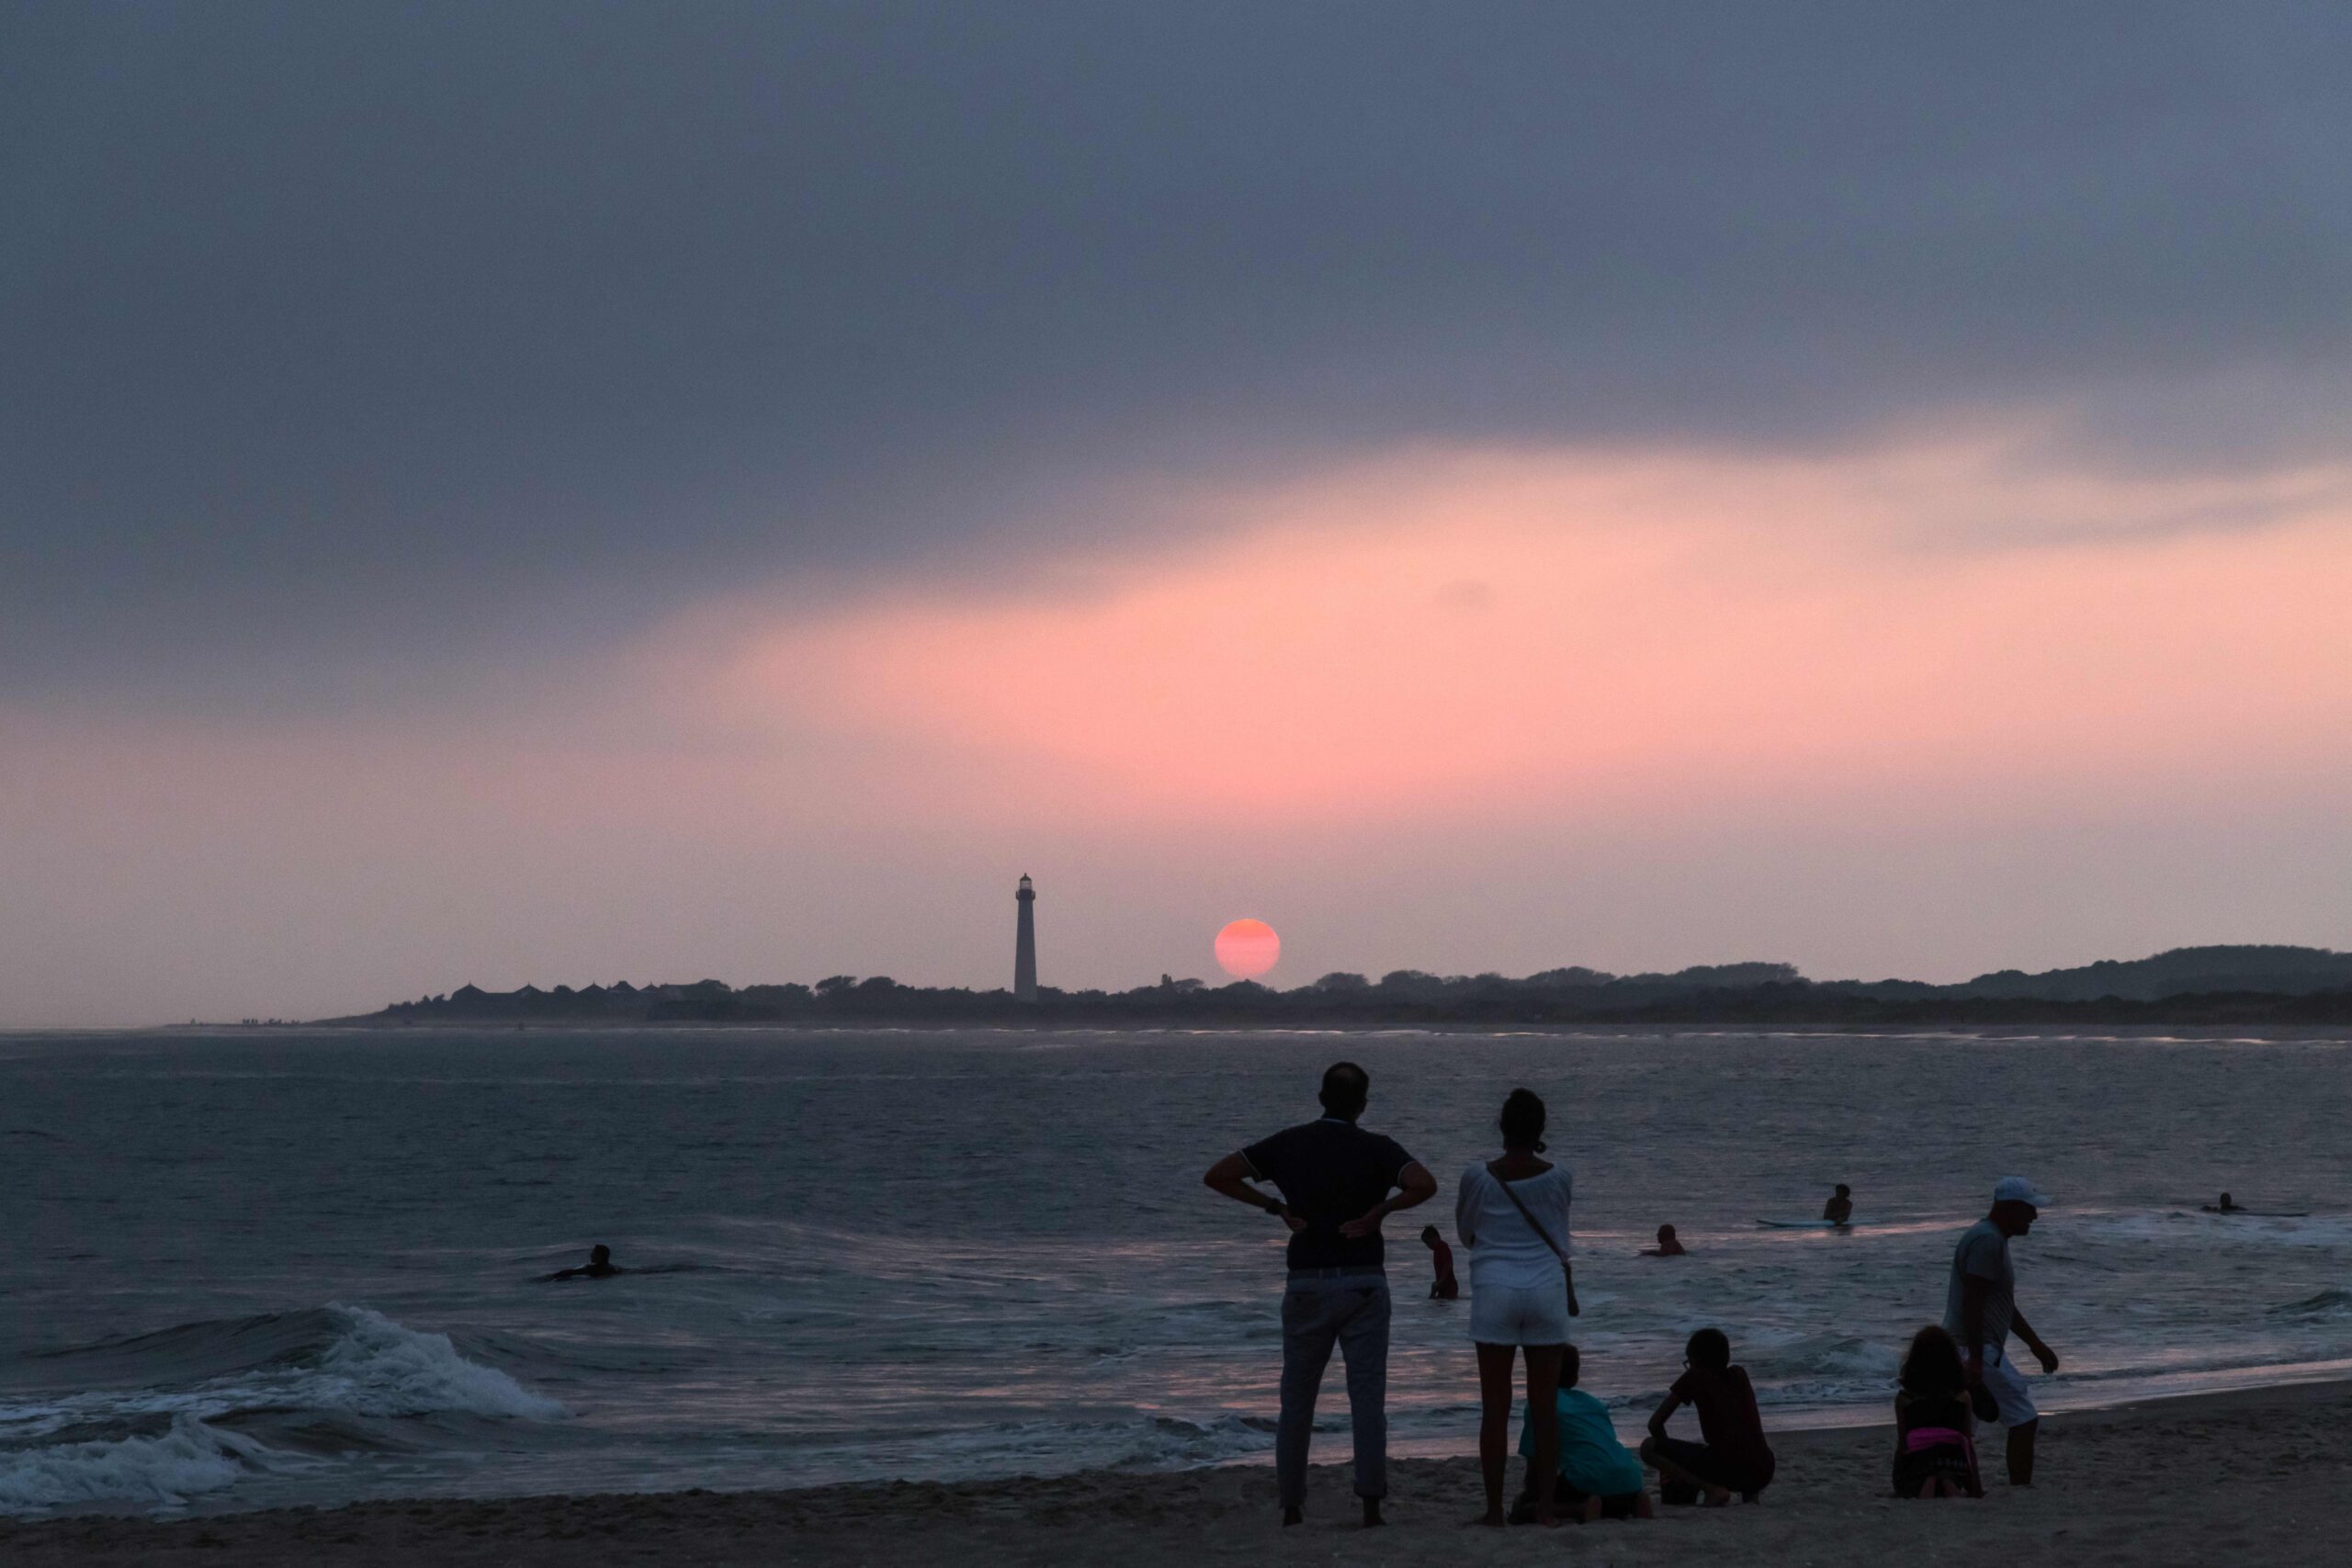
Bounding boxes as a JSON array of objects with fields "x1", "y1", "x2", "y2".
[{"x1": 7, "y1": 1379, "x2": 2346, "y2": 1567}]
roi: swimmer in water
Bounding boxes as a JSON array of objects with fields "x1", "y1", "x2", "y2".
[
  {"x1": 2202, "y1": 1191, "x2": 2243, "y2": 1213},
  {"x1": 1824, "y1": 1185, "x2": 1854, "y2": 1225},
  {"x1": 1423, "y1": 1224, "x2": 1461, "y2": 1298},
  {"x1": 545, "y1": 1244, "x2": 621, "y2": 1280},
  {"x1": 1643, "y1": 1224, "x2": 1686, "y2": 1258}
]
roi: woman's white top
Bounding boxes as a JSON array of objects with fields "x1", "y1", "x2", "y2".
[{"x1": 1454, "y1": 1160, "x2": 1573, "y2": 1292}]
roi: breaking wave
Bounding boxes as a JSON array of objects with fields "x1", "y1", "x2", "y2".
[
  {"x1": 0, "y1": 1416, "x2": 288, "y2": 1512},
  {"x1": 0, "y1": 1305, "x2": 564, "y2": 1514}
]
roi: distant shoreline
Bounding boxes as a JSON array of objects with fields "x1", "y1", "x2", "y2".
[
  {"x1": 125, "y1": 1017, "x2": 2352, "y2": 1039},
  {"x1": 306, "y1": 994, "x2": 2352, "y2": 1031},
  {"x1": 295, "y1": 944, "x2": 2352, "y2": 1032}
]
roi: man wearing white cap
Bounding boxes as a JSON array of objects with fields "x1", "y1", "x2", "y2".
[{"x1": 1943, "y1": 1177, "x2": 2061, "y2": 1485}]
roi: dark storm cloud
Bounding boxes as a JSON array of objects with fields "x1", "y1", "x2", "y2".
[{"x1": 5, "y1": 1, "x2": 2349, "y2": 700}]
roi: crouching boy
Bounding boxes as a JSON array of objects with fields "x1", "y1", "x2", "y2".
[
  {"x1": 1511, "y1": 1346, "x2": 1652, "y2": 1523},
  {"x1": 1639, "y1": 1327, "x2": 1775, "y2": 1505}
]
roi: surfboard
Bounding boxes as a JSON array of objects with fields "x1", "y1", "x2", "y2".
[{"x1": 1753, "y1": 1218, "x2": 1853, "y2": 1229}]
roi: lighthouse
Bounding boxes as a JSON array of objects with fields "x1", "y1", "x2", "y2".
[{"x1": 1013, "y1": 874, "x2": 1038, "y2": 1001}]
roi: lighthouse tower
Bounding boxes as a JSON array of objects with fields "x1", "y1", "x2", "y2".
[{"x1": 1013, "y1": 874, "x2": 1038, "y2": 1001}]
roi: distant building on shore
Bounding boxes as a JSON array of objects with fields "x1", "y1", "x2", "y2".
[{"x1": 1014, "y1": 874, "x2": 1038, "y2": 1001}]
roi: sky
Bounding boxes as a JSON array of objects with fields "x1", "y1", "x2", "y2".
[{"x1": 4, "y1": 2, "x2": 2350, "y2": 1025}]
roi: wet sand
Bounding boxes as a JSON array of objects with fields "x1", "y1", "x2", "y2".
[{"x1": 6, "y1": 1379, "x2": 2346, "y2": 1566}]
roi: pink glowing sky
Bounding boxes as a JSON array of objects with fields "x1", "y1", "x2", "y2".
[
  {"x1": 6, "y1": 434, "x2": 2347, "y2": 1025},
  {"x1": 7, "y1": 9, "x2": 2352, "y2": 1025},
  {"x1": 718, "y1": 441, "x2": 2352, "y2": 825}
]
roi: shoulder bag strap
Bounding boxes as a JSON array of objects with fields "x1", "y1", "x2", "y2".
[{"x1": 1487, "y1": 1164, "x2": 1568, "y2": 1260}]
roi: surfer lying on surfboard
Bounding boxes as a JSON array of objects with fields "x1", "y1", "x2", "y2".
[
  {"x1": 2200, "y1": 1191, "x2": 2309, "y2": 1216},
  {"x1": 1756, "y1": 1186, "x2": 1858, "y2": 1230}
]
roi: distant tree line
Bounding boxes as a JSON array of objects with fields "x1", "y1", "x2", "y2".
[{"x1": 328, "y1": 946, "x2": 2352, "y2": 1027}]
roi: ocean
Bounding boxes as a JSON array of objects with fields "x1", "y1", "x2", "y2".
[{"x1": 6, "y1": 1026, "x2": 2352, "y2": 1517}]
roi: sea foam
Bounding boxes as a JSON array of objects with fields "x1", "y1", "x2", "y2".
[
  {"x1": 302, "y1": 1304, "x2": 568, "y2": 1421},
  {"x1": 0, "y1": 1415, "x2": 282, "y2": 1511}
]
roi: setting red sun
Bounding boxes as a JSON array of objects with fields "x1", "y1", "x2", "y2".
[{"x1": 1214, "y1": 919, "x2": 1282, "y2": 980}]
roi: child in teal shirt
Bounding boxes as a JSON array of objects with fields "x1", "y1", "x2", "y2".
[{"x1": 1514, "y1": 1347, "x2": 1653, "y2": 1522}]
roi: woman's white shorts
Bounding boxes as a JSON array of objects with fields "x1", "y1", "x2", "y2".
[{"x1": 1468, "y1": 1280, "x2": 1570, "y2": 1346}]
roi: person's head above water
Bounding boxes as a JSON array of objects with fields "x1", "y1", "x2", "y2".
[
  {"x1": 544, "y1": 1243, "x2": 619, "y2": 1281},
  {"x1": 1657, "y1": 1224, "x2": 1678, "y2": 1243},
  {"x1": 1318, "y1": 1061, "x2": 1369, "y2": 1121},
  {"x1": 1685, "y1": 1327, "x2": 1731, "y2": 1371},
  {"x1": 1498, "y1": 1087, "x2": 1546, "y2": 1151},
  {"x1": 1835, "y1": 1184, "x2": 1851, "y2": 1198},
  {"x1": 2219, "y1": 1191, "x2": 2234, "y2": 1207}
]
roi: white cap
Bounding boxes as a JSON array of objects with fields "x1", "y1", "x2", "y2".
[{"x1": 1994, "y1": 1176, "x2": 2052, "y2": 1207}]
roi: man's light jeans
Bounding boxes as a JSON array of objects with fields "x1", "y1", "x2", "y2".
[{"x1": 1277, "y1": 1269, "x2": 1391, "y2": 1508}]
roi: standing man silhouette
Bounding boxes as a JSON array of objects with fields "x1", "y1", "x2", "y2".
[
  {"x1": 1945, "y1": 1177, "x2": 2061, "y2": 1484},
  {"x1": 1204, "y1": 1062, "x2": 1438, "y2": 1528}
]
